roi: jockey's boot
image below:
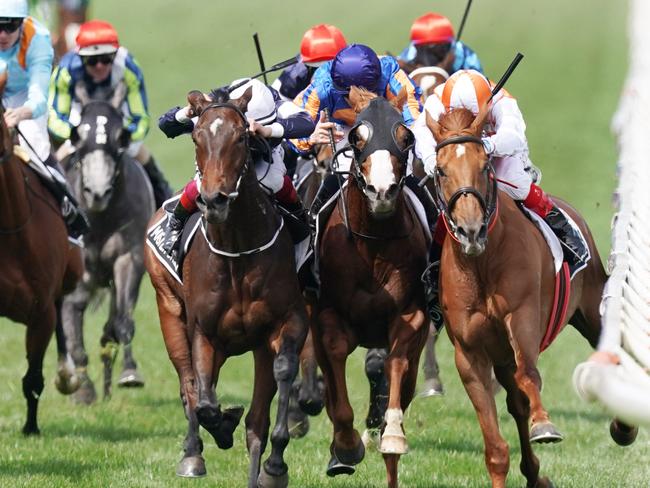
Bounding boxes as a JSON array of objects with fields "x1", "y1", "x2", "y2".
[
  {"x1": 421, "y1": 242, "x2": 444, "y2": 331},
  {"x1": 405, "y1": 174, "x2": 438, "y2": 231},
  {"x1": 143, "y1": 156, "x2": 173, "y2": 208},
  {"x1": 162, "y1": 201, "x2": 191, "y2": 255},
  {"x1": 277, "y1": 198, "x2": 311, "y2": 244},
  {"x1": 42, "y1": 156, "x2": 90, "y2": 239},
  {"x1": 309, "y1": 173, "x2": 341, "y2": 230},
  {"x1": 543, "y1": 205, "x2": 589, "y2": 276}
]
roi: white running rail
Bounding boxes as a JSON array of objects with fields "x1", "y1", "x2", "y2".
[{"x1": 573, "y1": 0, "x2": 650, "y2": 427}]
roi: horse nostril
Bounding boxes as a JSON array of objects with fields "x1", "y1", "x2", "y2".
[{"x1": 385, "y1": 183, "x2": 399, "y2": 199}]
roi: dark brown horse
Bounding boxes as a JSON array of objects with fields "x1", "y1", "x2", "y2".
[
  {"x1": 425, "y1": 107, "x2": 605, "y2": 487},
  {"x1": 0, "y1": 73, "x2": 83, "y2": 434},
  {"x1": 313, "y1": 87, "x2": 429, "y2": 488},
  {"x1": 144, "y1": 88, "x2": 307, "y2": 487}
]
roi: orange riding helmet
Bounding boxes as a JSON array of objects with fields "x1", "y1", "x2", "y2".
[
  {"x1": 410, "y1": 13, "x2": 455, "y2": 46},
  {"x1": 300, "y1": 24, "x2": 347, "y2": 65},
  {"x1": 76, "y1": 20, "x2": 119, "y2": 56}
]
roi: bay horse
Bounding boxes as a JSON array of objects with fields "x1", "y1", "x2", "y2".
[
  {"x1": 313, "y1": 87, "x2": 429, "y2": 488},
  {"x1": 425, "y1": 106, "x2": 606, "y2": 487},
  {"x1": 0, "y1": 73, "x2": 83, "y2": 434},
  {"x1": 61, "y1": 86, "x2": 155, "y2": 404},
  {"x1": 144, "y1": 87, "x2": 307, "y2": 487}
]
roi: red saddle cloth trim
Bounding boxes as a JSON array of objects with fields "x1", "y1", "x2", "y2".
[{"x1": 540, "y1": 262, "x2": 571, "y2": 352}]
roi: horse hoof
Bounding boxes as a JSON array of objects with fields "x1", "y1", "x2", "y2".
[
  {"x1": 288, "y1": 409, "x2": 310, "y2": 439},
  {"x1": 257, "y1": 466, "x2": 288, "y2": 488},
  {"x1": 326, "y1": 454, "x2": 356, "y2": 477},
  {"x1": 379, "y1": 433, "x2": 408, "y2": 455},
  {"x1": 176, "y1": 455, "x2": 206, "y2": 477},
  {"x1": 418, "y1": 377, "x2": 445, "y2": 398},
  {"x1": 298, "y1": 397, "x2": 324, "y2": 417},
  {"x1": 530, "y1": 422, "x2": 564, "y2": 444},
  {"x1": 610, "y1": 419, "x2": 638, "y2": 446},
  {"x1": 54, "y1": 366, "x2": 81, "y2": 395},
  {"x1": 72, "y1": 377, "x2": 97, "y2": 405},
  {"x1": 531, "y1": 476, "x2": 555, "y2": 488},
  {"x1": 117, "y1": 369, "x2": 145, "y2": 388},
  {"x1": 22, "y1": 424, "x2": 40, "y2": 436},
  {"x1": 333, "y1": 439, "x2": 365, "y2": 466},
  {"x1": 361, "y1": 428, "x2": 381, "y2": 451}
]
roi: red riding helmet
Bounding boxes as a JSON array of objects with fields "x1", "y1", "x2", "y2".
[
  {"x1": 410, "y1": 13, "x2": 455, "y2": 46},
  {"x1": 300, "y1": 24, "x2": 347, "y2": 65},
  {"x1": 76, "y1": 20, "x2": 119, "y2": 56}
]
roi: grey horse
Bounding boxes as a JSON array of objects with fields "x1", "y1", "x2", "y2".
[{"x1": 60, "y1": 84, "x2": 155, "y2": 403}]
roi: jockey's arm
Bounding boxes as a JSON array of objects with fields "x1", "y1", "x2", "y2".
[
  {"x1": 289, "y1": 82, "x2": 324, "y2": 152},
  {"x1": 122, "y1": 56, "x2": 150, "y2": 142},
  {"x1": 19, "y1": 30, "x2": 53, "y2": 122},
  {"x1": 483, "y1": 96, "x2": 528, "y2": 158},
  {"x1": 47, "y1": 63, "x2": 74, "y2": 141},
  {"x1": 412, "y1": 94, "x2": 445, "y2": 175},
  {"x1": 158, "y1": 105, "x2": 194, "y2": 139},
  {"x1": 384, "y1": 57, "x2": 423, "y2": 126}
]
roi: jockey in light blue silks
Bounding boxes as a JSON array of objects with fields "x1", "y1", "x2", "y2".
[
  {"x1": 398, "y1": 12, "x2": 483, "y2": 74},
  {"x1": 0, "y1": 0, "x2": 88, "y2": 237},
  {"x1": 292, "y1": 43, "x2": 426, "y2": 221}
]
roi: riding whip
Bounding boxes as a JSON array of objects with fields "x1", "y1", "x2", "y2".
[
  {"x1": 455, "y1": 0, "x2": 474, "y2": 43},
  {"x1": 324, "y1": 108, "x2": 351, "y2": 238},
  {"x1": 253, "y1": 33, "x2": 268, "y2": 85},
  {"x1": 227, "y1": 56, "x2": 299, "y2": 93}
]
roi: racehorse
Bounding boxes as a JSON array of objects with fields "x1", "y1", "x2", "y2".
[
  {"x1": 425, "y1": 106, "x2": 606, "y2": 487},
  {"x1": 144, "y1": 87, "x2": 307, "y2": 487},
  {"x1": 60, "y1": 85, "x2": 155, "y2": 403},
  {"x1": 313, "y1": 87, "x2": 429, "y2": 488},
  {"x1": 0, "y1": 72, "x2": 83, "y2": 434}
]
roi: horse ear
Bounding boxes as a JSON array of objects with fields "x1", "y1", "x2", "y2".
[
  {"x1": 390, "y1": 87, "x2": 409, "y2": 112},
  {"x1": 425, "y1": 110, "x2": 445, "y2": 142},
  {"x1": 74, "y1": 82, "x2": 91, "y2": 106},
  {"x1": 470, "y1": 101, "x2": 491, "y2": 136},
  {"x1": 187, "y1": 90, "x2": 211, "y2": 117},
  {"x1": 109, "y1": 82, "x2": 127, "y2": 110},
  {"x1": 70, "y1": 125, "x2": 80, "y2": 146},
  {"x1": 231, "y1": 86, "x2": 253, "y2": 114}
]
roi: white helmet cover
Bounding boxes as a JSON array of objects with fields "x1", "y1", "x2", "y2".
[
  {"x1": 0, "y1": 0, "x2": 28, "y2": 18},
  {"x1": 229, "y1": 78, "x2": 277, "y2": 125}
]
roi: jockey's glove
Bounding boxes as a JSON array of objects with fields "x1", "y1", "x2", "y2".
[
  {"x1": 482, "y1": 137, "x2": 496, "y2": 156},
  {"x1": 423, "y1": 153, "x2": 438, "y2": 177}
]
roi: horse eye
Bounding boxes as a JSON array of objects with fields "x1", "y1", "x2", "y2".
[{"x1": 436, "y1": 166, "x2": 446, "y2": 177}]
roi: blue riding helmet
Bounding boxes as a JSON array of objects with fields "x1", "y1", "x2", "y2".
[{"x1": 330, "y1": 44, "x2": 381, "y2": 94}]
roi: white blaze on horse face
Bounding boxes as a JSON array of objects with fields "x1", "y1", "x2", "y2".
[
  {"x1": 95, "y1": 115, "x2": 108, "y2": 145},
  {"x1": 210, "y1": 117, "x2": 223, "y2": 136},
  {"x1": 82, "y1": 149, "x2": 116, "y2": 204},
  {"x1": 367, "y1": 150, "x2": 397, "y2": 193},
  {"x1": 455, "y1": 145, "x2": 466, "y2": 158}
]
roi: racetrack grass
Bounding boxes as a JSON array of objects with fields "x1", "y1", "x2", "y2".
[{"x1": 1, "y1": 0, "x2": 649, "y2": 486}]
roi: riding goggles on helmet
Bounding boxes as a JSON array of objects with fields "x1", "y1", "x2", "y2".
[
  {"x1": 82, "y1": 54, "x2": 116, "y2": 66},
  {"x1": 0, "y1": 18, "x2": 23, "y2": 34}
]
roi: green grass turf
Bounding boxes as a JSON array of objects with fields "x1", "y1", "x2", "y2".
[{"x1": 2, "y1": 0, "x2": 649, "y2": 486}]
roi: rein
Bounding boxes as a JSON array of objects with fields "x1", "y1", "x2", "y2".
[{"x1": 433, "y1": 135, "x2": 498, "y2": 241}]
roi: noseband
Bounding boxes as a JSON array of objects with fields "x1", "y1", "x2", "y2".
[
  {"x1": 433, "y1": 135, "x2": 498, "y2": 241},
  {"x1": 196, "y1": 102, "x2": 254, "y2": 201}
]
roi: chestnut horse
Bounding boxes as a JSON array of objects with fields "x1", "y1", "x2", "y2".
[
  {"x1": 426, "y1": 107, "x2": 605, "y2": 487},
  {"x1": 144, "y1": 88, "x2": 307, "y2": 487},
  {"x1": 0, "y1": 74, "x2": 83, "y2": 434},
  {"x1": 313, "y1": 87, "x2": 429, "y2": 488}
]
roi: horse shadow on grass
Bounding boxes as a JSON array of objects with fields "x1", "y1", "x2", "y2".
[
  {"x1": 44, "y1": 420, "x2": 178, "y2": 442},
  {"x1": 0, "y1": 458, "x2": 94, "y2": 480}
]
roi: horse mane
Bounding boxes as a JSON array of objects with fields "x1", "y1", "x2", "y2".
[
  {"x1": 438, "y1": 108, "x2": 476, "y2": 133},
  {"x1": 348, "y1": 86, "x2": 378, "y2": 113}
]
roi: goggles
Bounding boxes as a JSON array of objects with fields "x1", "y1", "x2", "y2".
[
  {"x1": 82, "y1": 54, "x2": 115, "y2": 67},
  {"x1": 0, "y1": 18, "x2": 23, "y2": 34}
]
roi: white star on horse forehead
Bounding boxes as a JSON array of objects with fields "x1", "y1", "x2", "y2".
[
  {"x1": 456, "y1": 145, "x2": 466, "y2": 158},
  {"x1": 368, "y1": 150, "x2": 397, "y2": 191},
  {"x1": 210, "y1": 117, "x2": 223, "y2": 136}
]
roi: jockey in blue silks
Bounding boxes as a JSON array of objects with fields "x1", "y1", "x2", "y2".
[
  {"x1": 0, "y1": 0, "x2": 88, "y2": 237},
  {"x1": 292, "y1": 43, "x2": 424, "y2": 221},
  {"x1": 398, "y1": 12, "x2": 483, "y2": 75}
]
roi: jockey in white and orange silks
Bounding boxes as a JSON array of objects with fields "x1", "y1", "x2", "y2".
[{"x1": 413, "y1": 70, "x2": 589, "y2": 324}]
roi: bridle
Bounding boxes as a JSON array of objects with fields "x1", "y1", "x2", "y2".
[{"x1": 433, "y1": 135, "x2": 498, "y2": 242}]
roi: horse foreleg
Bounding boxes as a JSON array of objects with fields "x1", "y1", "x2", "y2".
[
  {"x1": 22, "y1": 306, "x2": 56, "y2": 435},
  {"x1": 297, "y1": 328, "x2": 324, "y2": 416},
  {"x1": 113, "y1": 253, "x2": 146, "y2": 388},
  {"x1": 505, "y1": 311, "x2": 563, "y2": 444},
  {"x1": 364, "y1": 347, "x2": 388, "y2": 448},
  {"x1": 259, "y1": 314, "x2": 303, "y2": 488},
  {"x1": 455, "y1": 345, "x2": 509, "y2": 488},
  {"x1": 419, "y1": 323, "x2": 445, "y2": 397},
  {"x1": 246, "y1": 346, "x2": 276, "y2": 488},
  {"x1": 54, "y1": 299, "x2": 81, "y2": 395},
  {"x1": 61, "y1": 283, "x2": 96, "y2": 404},
  {"x1": 314, "y1": 308, "x2": 364, "y2": 476},
  {"x1": 100, "y1": 289, "x2": 119, "y2": 400}
]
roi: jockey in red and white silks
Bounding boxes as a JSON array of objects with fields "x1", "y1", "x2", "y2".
[{"x1": 413, "y1": 69, "x2": 535, "y2": 202}]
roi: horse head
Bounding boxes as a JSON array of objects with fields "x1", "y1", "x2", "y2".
[
  {"x1": 409, "y1": 66, "x2": 449, "y2": 102},
  {"x1": 345, "y1": 86, "x2": 414, "y2": 218},
  {"x1": 71, "y1": 83, "x2": 130, "y2": 212},
  {"x1": 425, "y1": 104, "x2": 496, "y2": 256},
  {"x1": 188, "y1": 87, "x2": 253, "y2": 224}
]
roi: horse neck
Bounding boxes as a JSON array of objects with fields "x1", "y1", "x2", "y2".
[
  {"x1": 0, "y1": 157, "x2": 30, "y2": 229},
  {"x1": 346, "y1": 180, "x2": 412, "y2": 237},
  {"x1": 205, "y1": 172, "x2": 280, "y2": 251}
]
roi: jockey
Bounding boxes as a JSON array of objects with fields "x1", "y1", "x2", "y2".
[
  {"x1": 292, "y1": 43, "x2": 426, "y2": 222},
  {"x1": 398, "y1": 12, "x2": 482, "y2": 74},
  {"x1": 48, "y1": 19, "x2": 173, "y2": 207},
  {"x1": 272, "y1": 23, "x2": 347, "y2": 102},
  {"x1": 158, "y1": 78, "x2": 316, "y2": 255},
  {"x1": 271, "y1": 23, "x2": 347, "y2": 178},
  {"x1": 412, "y1": 69, "x2": 589, "y2": 325},
  {"x1": 0, "y1": 0, "x2": 88, "y2": 237}
]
